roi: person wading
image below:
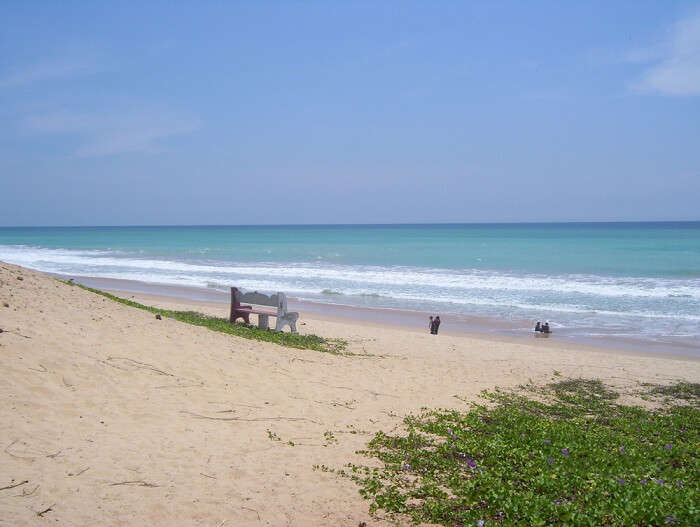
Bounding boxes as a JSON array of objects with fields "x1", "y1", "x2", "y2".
[{"x1": 432, "y1": 316, "x2": 441, "y2": 335}]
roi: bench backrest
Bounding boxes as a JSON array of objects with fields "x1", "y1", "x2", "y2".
[{"x1": 233, "y1": 287, "x2": 287, "y2": 313}]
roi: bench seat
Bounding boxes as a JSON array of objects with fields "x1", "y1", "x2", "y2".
[{"x1": 229, "y1": 287, "x2": 299, "y2": 333}]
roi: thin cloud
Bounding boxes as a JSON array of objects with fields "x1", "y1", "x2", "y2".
[
  {"x1": 635, "y1": 10, "x2": 700, "y2": 96},
  {"x1": 22, "y1": 109, "x2": 200, "y2": 157},
  {"x1": 0, "y1": 58, "x2": 103, "y2": 88}
]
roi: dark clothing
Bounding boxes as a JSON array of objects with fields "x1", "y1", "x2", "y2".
[{"x1": 433, "y1": 317, "x2": 441, "y2": 335}]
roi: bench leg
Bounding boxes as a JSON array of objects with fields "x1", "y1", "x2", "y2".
[
  {"x1": 275, "y1": 314, "x2": 298, "y2": 333},
  {"x1": 258, "y1": 314, "x2": 269, "y2": 330},
  {"x1": 231, "y1": 306, "x2": 253, "y2": 325}
]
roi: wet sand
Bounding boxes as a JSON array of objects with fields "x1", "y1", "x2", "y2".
[{"x1": 67, "y1": 274, "x2": 700, "y2": 358}]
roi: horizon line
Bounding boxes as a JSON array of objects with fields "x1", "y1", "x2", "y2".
[{"x1": 1, "y1": 220, "x2": 700, "y2": 229}]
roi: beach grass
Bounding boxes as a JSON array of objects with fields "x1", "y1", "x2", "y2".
[
  {"x1": 61, "y1": 280, "x2": 348, "y2": 355},
  {"x1": 324, "y1": 379, "x2": 698, "y2": 526}
]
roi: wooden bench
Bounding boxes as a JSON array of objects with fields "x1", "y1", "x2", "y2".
[{"x1": 229, "y1": 287, "x2": 299, "y2": 333}]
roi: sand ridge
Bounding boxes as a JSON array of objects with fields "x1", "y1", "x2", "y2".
[{"x1": 1, "y1": 262, "x2": 698, "y2": 526}]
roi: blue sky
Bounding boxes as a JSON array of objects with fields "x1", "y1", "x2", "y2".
[{"x1": 1, "y1": 1, "x2": 699, "y2": 225}]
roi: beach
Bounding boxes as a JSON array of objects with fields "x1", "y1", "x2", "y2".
[
  {"x1": 1, "y1": 223, "x2": 699, "y2": 357},
  {"x1": 1, "y1": 261, "x2": 698, "y2": 526}
]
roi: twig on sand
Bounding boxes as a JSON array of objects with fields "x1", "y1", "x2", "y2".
[
  {"x1": 106, "y1": 356, "x2": 175, "y2": 377},
  {"x1": 4, "y1": 440, "x2": 35, "y2": 461},
  {"x1": 109, "y1": 480, "x2": 159, "y2": 487},
  {"x1": 154, "y1": 383, "x2": 203, "y2": 389},
  {"x1": 46, "y1": 450, "x2": 61, "y2": 459},
  {"x1": 0, "y1": 480, "x2": 28, "y2": 491},
  {"x1": 200, "y1": 472, "x2": 216, "y2": 479},
  {"x1": 28, "y1": 364, "x2": 48, "y2": 373},
  {"x1": 241, "y1": 507, "x2": 260, "y2": 520},
  {"x1": 180, "y1": 411, "x2": 320, "y2": 424},
  {"x1": 69, "y1": 467, "x2": 90, "y2": 477},
  {"x1": 308, "y1": 380, "x2": 398, "y2": 398},
  {"x1": 36, "y1": 504, "x2": 55, "y2": 517},
  {"x1": 16, "y1": 484, "x2": 39, "y2": 497},
  {"x1": 0, "y1": 329, "x2": 31, "y2": 339},
  {"x1": 290, "y1": 357, "x2": 317, "y2": 364}
]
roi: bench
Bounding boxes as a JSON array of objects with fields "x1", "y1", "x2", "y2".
[{"x1": 229, "y1": 287, "x2": 299, "y2": 333}]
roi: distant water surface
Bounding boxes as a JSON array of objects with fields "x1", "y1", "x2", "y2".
[{"x1": 1, "y1": 223, "x2": 698, "y2": 354}]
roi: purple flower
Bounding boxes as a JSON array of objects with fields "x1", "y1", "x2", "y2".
[
  {"x1": 656, "y1": 479, "x2": 665, "y2": 485},
  {"x1": 402, "y1": 462, "x2": 411, "y2": 471},
  {"x1": 640, "y1": 479, "x2": 647, "y2": 485},
  {"x1": 618, "y1": 446, "x2": 625, "y2": 454},
  {"x1": 476, "y1": 520, "x2": 485, "y2": 527},
  {"x1": 547, "y1": 458, "x2": 554, "y2": 465},
  {"x1": 467, "y1": 458, "x2": 477, "y2": 469},
  {"x1": 676, "y1": 481, "x2": 684, "y2": 488},
  {"x1": 665, "y1": 517, "x2": 678, "y2": 524},
  {"x1": 447, "y1": 428, "x2": 455, "y2": 437},
  {"x1": 617, "y1": 478, "x2": 625, "y2": 484},
  {"x1": 544, "y1": 439, "x2": 551, "y2": 444},
  {"x1": 665, "y1": 444, "x2": 672, "y2": 450},
  {"x1": 561, "y1": 448, "x2": 569, "y2": 456}
]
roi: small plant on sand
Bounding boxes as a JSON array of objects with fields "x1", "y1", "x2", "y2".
[
  {"x1": 62, "y1": 281, "x2": 348, "y2": 355},
  {"x1": 332, "y1": 380, "x2": 698, "y2": 526},
  {"x1": 644, "y1": 382, "x2": 700, "y2": 405}
]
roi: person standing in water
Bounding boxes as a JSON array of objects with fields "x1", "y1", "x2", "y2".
[
  {"x1": 429, "y1": 316, "x2": 434, "y2": 334},
  {"x1": 433, "y1": 316, "x2": 441, "y2": 335}
]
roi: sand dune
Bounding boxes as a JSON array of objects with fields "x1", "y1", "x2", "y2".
[{"x1": 1, "y1": 262, "x2": 697, "y2": 526}]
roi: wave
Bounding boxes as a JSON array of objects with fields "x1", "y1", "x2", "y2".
[
  {"x1": 1, "y1": 245, "x2": 700, "y2": 330},
  {"x1": 1, "y1": 244, "x2": 698, "y2": 301}
]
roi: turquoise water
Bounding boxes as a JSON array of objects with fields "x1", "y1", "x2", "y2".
[{"x1": 1, "y1": 223, "x2": 699, "y2": 350}]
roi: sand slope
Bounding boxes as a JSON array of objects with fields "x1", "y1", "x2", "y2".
[{"x1": 1, "y1": 262, "x2": 697, "y2": 526}]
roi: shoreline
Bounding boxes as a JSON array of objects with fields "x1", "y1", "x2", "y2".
[{"x1": 62, "y1": 273, "x2": 700, "y2": 360}]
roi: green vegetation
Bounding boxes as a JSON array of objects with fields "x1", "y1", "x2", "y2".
[
  {"x1": 644, "y1": 382, "x2": 700, "y2": 405},
  {"x1": 62, "y1": 280, "x2": 348, "y2": 355},
  {"x1": 330, "y1": 379, "x2": 698, "y2": 526}
]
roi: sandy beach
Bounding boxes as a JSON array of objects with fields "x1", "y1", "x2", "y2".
[{"x1": 1, "y1": 261, "x2": 698, "y2": 526}]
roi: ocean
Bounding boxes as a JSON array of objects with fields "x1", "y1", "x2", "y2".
[{"x1": 1, "y1": 223, "x2": 698, "y2": 354}]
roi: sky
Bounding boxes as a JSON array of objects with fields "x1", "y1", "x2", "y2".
[{"x1": 1, "y1": 1, "x2": 699, "y2": 226}]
